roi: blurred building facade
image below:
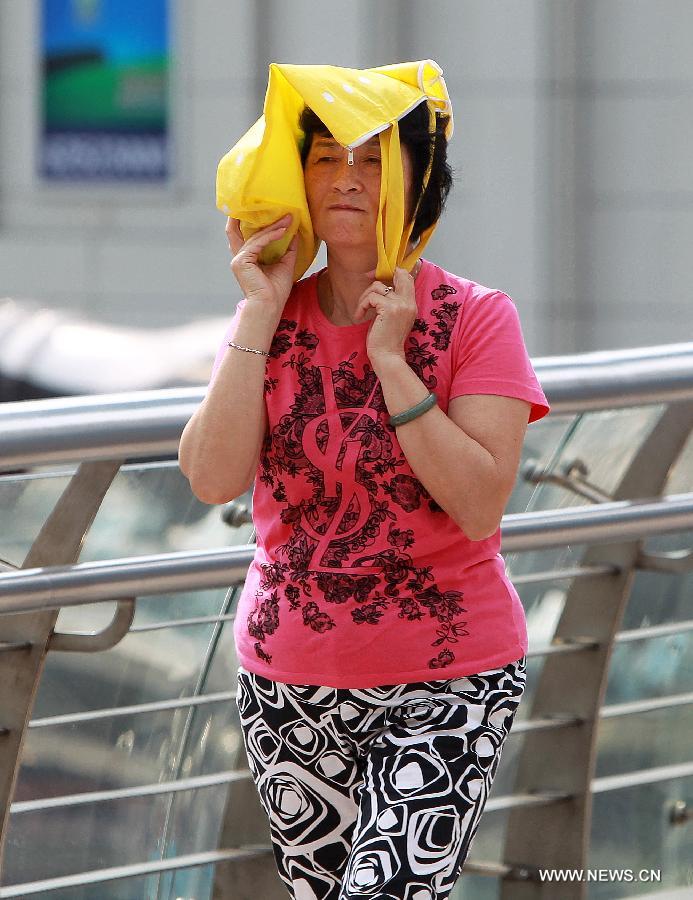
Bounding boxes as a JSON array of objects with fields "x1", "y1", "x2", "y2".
[{"x1": 0, "y1": 0, "x2": 691, "y2": 356}]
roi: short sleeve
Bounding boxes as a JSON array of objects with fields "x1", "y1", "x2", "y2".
[
  {"x1": 206, "y1": 298, "x2": 247, "y2": 393},
  {"x1": 449, "y1": 291, "x2": 550, "y2": 424}
]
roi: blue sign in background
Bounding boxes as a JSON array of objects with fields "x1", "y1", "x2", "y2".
[{"x1": 41, "y1": 0, "x2": 170, "y2": 181}]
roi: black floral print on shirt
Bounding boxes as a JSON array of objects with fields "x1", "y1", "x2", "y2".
[{"x1": 247, "y1": 284, "x2": 466, "y2": 671}]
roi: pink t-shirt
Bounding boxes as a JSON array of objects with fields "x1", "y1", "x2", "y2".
[{"x1": 209, "y1": 259, "x2": 550, "y2": 688}]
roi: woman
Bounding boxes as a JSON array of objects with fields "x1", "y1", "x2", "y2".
[{"x1": 179, "y1": 66, "x2": 550, "y2": 900}]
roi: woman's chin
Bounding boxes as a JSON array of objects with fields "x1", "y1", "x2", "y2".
[{"x1": 320, "y1": 229, "x2": 376, "y2": 254}]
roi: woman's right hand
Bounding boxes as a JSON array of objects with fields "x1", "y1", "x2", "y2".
[{"x1": 226, "y1": 214, "x2": 298, "y2": 312}]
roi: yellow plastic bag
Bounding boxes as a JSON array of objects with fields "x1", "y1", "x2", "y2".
[{"x1": 216, "y1": 59, "x2": 453, "y2": 283}]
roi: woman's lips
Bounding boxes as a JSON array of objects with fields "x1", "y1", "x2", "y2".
[{"x1": 328, "y1": 204, "x2": 364, "y2": 211}]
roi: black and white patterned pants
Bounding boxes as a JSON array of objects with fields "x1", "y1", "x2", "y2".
[{"x1": 235, "y1": 657, "x2": 526, "y2": 900}]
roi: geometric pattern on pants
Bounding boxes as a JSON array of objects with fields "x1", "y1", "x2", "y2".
[{"x1": 235, "y1": 656, "x2": 526, "y2": 900}]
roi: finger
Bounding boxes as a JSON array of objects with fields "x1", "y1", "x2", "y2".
[
  {"x1": 226, "y1": 217, "x2": 244, "y2": 253},
  {"x1": 232, "y1": 224, "x2": 291, "y2": 272},
  {"x1": 354, "y1": 291, "x2": 384, "y2": 322},
  {"x1": 276, "y1": 233, "x2": 299, "y2": 266},
  {"x1": 244, "y1": 221, "x2": 290, "y2": 253},
  {"x1": 262, "y1": 214, "x2": 292, "y2": 233},
  {"x1": 393, "y1": 266, "x2": 412, "y2": 291},
  {"x1": 231, "y1": 214, "x2": 292, "y2": 250}
]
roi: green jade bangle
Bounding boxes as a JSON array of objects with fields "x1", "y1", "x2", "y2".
[{"x1": 388, "y1": 391, "x2": 438, "y2": 427}]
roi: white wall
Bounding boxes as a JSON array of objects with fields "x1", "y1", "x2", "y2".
[{"x1": 0, "y1": 0, "x2": 691, "y2": 356}]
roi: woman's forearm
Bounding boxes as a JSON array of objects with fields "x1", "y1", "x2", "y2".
[
  {"x1": 178, "y1": 302, "x2": 281, "y2": 504},
  {"x1": 371, "y1": 353, "x2": 503, "y2": 540}
]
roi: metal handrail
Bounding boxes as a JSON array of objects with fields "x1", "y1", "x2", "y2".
[
  {"x1": 0, "y1": 848, "x2": 271, "y2": 899},
  {"x1": 500, "y1": 492, "x2": 693, "y2": 552},
  {"x1": 11, "y1": 752, "x2": 693, "y2": 818},
  {"x1": 1, "y1": 342, "x2": 693, "y2": 468},
  {"x1": 592, "y1": 760, "x2": 693, "y2": 793},
  {"x1": 512, "y1": 563, "x2": 620, "y2": 584},
  {"x1": 616, "y1": 618, "x2": 693, "y2": 642},
  {"x1": 10, "y1": 770, "x2": 251, "y2": 815},
  {"x1": 28, "y1": 690, "x2": 237, "y2": 729},
  {"x1": 600, "y1": 691, "x2": 693, "y2": 719},
  {"x1": 25, "y1": 683, "x2": 693, "y2": 736},
  {"x1": 129, "y1": 612, "x2": 236, "y2": 632},
  {"x1": 1, "y1": 493, "x2": 692, "y2": 614}
]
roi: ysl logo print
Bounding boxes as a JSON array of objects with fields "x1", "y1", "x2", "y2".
[{"x1": 301, "y1": 366, "x2": 382, "y2": 574}]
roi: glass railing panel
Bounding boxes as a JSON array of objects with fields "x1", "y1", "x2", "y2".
[
  {"x1": 0, "y1": 459, "x2": 253, "y2": 569},
  {"x1": 3, "y1": 795, "x2": 171, "y2": 897},
  {"x1": 53, "y1": 584, "x2": 243, "y2": 652},
  {"x1": 447, "y1": 413, "x2": 608, "y2": 898},
  {"x1": 500, "y1": 407, "x2": 669, "y2": 736},
  {"x1": 503, "y1": 540, "x2": 597, "y2": 716},
  {"x1": 598, "y1": 527, "x2": 693, "y2": 779},
  {"x1": 159, "y1": 607, "x2": 246, "y2": 899},
  {"x1": 588, "y1": 777, "x2": 693, "y2": 898},
  {"x1": 2, "y1": 395, "x2": 686, "y2": 899},
  {"x1": 15, "y1": 705, "x2": 202, "y2": 798},
  {"x1": 454, "y1": 874, "x2": 499, "y2": 899},
  {"x1": 3, "y1": 591, "x2": 241, "y2": 894},
  {"x1": 1, "y1": 455, "x2": 250, "y2": 897},
  {"x1": 79, "y1": 461, "x2": 253, "y2": 561},
  {"x1": 34, "y1": 589, "x2": 233, "y2": 719},
  {"x1": 522, "y1": 405, "x2": 667, "y2": 513},
  {"x1": 604, "y1": 527, "x2": 693, "y2": 699},
  {"x1": 504, "y1": 414, "x2": 575, "y2": 514},
  {"x1": 587, "y1": 406, "x2": 693, "y2": 896},
  {"x1": 0, "y1": 466, "x2": 75, "y2": 567},
  {"x1": 596, "y1": 705, "x2": 693, "y2": 778},
  {"x1": 448, "y1": 541, "x2": 598, "y2": 899},
  {"x1": 7, "y1": 877, "x2": 165, "y2": 900}
]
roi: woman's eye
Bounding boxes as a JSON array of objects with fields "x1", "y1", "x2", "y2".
[
  {"x1": 365, "y1": 156, "x2": 381, "y2": 165},
  {"x1": 316, "y1": 155, "x2": 337, "y2": 163}
]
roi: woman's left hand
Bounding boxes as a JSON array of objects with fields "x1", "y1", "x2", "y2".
[{"x1": 354, "y1": 267, "x2": 417, "y2": 367}]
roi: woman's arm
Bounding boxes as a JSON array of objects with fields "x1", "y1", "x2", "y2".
[
  {"x1": 371, "y1": 353, "x2": 530, "y2": 540},
  {"x1": 178, "y1": 216, "x2": 297, "y2": 504},
  {"x1": 355, "y1": 267, "x2": 532, "y2": 540},
  {"x1": 178, "y1": 302, "x2": 278, "y2": 504},
  {"x1": 374, "y1": 356, "x2": 531, "y2": 541}
]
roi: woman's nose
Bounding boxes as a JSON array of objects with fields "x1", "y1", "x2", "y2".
[{"x1": 332, "y1": 154, "x2": 361, "y2": 191}]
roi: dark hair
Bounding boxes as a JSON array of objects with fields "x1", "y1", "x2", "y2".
[{"x1": 298, "y1": 101, "x2": 453, "y2": 243}]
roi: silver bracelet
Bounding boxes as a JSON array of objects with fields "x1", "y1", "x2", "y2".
[
  {"x1": 388, "y1": 391, "x2": 438, "y2": 427},
  {"x1": 227, "y1": 340, "x2": 270, "y2": 357}
]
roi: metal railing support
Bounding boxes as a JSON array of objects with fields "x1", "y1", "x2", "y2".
[
  {"x1": 500, "y1": 399, "x2": 693, "y2": 900},
  {"x1": 0, "y1": 460, "x2": 123, "y2": 871},
  {"x1": 48, "y1": 598, "x2": 135, "y2": 652}
]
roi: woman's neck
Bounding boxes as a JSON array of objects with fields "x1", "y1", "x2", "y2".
[{"x1": 318, "y1": 249, "x2": 421, "y2": 326}]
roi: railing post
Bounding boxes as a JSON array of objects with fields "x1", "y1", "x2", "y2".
[
  {"x1": 500, "y1": 401, "x2": 693, "y2": 899},
  {"x1": 212, "y1": 775, "x2": 284, "y2": 899},
  {"x1": 0, "y1": 460, "x2": 122, "y2": 870}
]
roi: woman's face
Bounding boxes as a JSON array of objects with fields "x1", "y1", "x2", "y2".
[{"x1": 303, "y1": 131, "x2": 414, "y2": 255}]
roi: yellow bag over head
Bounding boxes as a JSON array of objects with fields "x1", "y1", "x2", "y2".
[{"x1": 216, "y1": 59, "x2": 454, "y2": 283}]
